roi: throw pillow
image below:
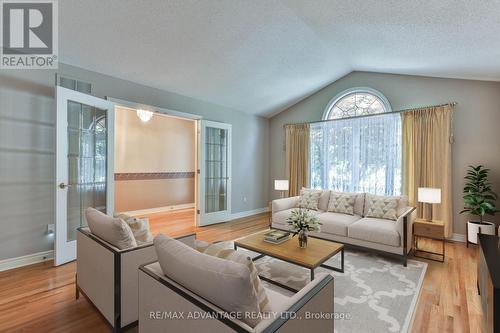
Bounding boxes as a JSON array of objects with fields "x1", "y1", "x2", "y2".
[
  {"x1": 365, "y1": 195, "x2": 399, "y2": 221},
  {"x1": 115, "y1": 213, "x2": 153, "y2": 244},
  {"x1": 194, "y1": 240, "x2": 271, "y2": 313},
  {"x1": 327, "y1": 191, "x2": 356, "y2": 215},
  {"x1": 85, "y1": 207, "x2": 137, "y2": 249},
  {"x1": 297, "y1": 188, "x2": 322, "y2": 210},
  {"x1": 154, "y1": 234, "x2": 262, "y2": 327}
]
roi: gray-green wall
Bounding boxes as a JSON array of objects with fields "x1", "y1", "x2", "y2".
[
  {"x1": 0, "y1": 63, "x2": 269, "y2": 261},
  {"x1": 269, "y1": 71, "x2": 500, "y2": 237}
]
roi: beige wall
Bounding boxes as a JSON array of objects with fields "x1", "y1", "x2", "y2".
[
  {"x1": 114, "y1": 179, "x2": 195, "y2": 212},
  {"x1": 115, "y1": 107, "x2": 195, "y2": 173},
  {"x1": 269, "y1": 71, "x2": 500, "y2": 237},
  {"x1": 114, "y1": 107, "x2": 196, "y2": 212}
]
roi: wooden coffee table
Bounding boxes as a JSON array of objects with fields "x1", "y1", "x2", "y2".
[{"x1": 234, "y1": 230, "x2": 344, "y2": 292}]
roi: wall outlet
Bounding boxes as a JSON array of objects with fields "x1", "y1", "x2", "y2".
[
  {"x1": 47, "y1": 224, "x2": 55, "y2": 235},
  {"x1": 243, "y1": 196, "x2": 247, "y2": 203}
]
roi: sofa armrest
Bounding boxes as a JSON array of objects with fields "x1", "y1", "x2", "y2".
[
  {"x1": 272, "y1": 196, "x2": 299, "y2": 215},
  {"x1": 256, "y1": 273, "x2": 334, "y2": 333},
  {"x1": 396, "y1": 207, "x2": 416, "y2": 255}
]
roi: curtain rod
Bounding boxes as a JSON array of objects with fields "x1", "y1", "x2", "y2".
[{"x1": 283, "y1": 102, "x2": 457, "y2": 127}]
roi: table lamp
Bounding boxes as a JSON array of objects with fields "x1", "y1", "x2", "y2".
[
  {"x1": 417, "y1": 187, "x2": 441, "y2": 222},
  {"x1": 274, "y1": 180, "x2": 289, "y2": 198}
]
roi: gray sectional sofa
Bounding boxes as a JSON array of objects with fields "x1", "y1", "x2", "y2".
[{"x1": 271, "y1": 191, "x2": 416, "y2": 266}]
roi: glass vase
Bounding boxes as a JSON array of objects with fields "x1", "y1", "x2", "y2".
[{"x1": 298, "y1": 230, "x2": 308, "y2": 248}]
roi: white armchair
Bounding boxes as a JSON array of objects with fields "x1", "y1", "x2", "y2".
[
  {"x1": 138, "y1": 262, "x2": 334, "y2": 333},
  {"x1": 76, "y1": 227, "x2": 195, "y2": 332}
]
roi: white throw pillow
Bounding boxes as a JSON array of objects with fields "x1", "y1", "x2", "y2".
[
  {"x1": 154, "y1": 234, "x2": 262, "y2": 327},
  {"x1": 297, "y1": 188, "x2": 322, "y2": 210},
  {"x1": 85, "y1": 208, "x2": 137, "y2": 249},
  {"x1": 115, "y1": 213, "x2": 153, "y2": 244},
  {"x1": 194, "y1": 240, "x2": 271, "y2": 313},
  {"x1": 327, "y1": 191, "x2": 356, "y2": 215}
]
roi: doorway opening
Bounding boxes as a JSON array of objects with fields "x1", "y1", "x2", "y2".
[{"x1": 113, "y1": 106, "x2": 197, "y2": 236}]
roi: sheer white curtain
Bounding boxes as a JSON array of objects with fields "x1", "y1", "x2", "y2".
[{"x1": 310, "y1": 113, "x2": 402, "y2": 195}]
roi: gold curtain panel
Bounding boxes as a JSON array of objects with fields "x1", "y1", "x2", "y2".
[
  {"x1": 402, "y1": 105, "x2": 454, "y2": 237},
  {"x1": 285, "y1": 124, "x2": 310, "y2": 196}
]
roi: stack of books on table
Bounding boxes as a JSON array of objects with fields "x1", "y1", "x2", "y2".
[{"x1": 264, "y1": 230, "x2": 291, "y2": 244}]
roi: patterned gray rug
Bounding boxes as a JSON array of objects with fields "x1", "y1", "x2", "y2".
[{"x1": 226, "y1": 241, "x2": 427, "y2": 333}]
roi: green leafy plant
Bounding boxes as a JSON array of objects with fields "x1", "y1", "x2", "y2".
[
  {"x1": 460, "y1": 165, "x2": 499, "y2": 223},
  {"x1": 286, "y1": 208, "x2": 322, "y2": 236}
]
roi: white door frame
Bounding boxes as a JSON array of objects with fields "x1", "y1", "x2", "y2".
[
  {"x1": 108, "y1": 98, "x2": 201, "y2": 225},
  {"x1": 198, "y1": 120, "x2": 232, "y2": 226},
  {"x1": 55, "y1": 86, "x2": 115, "y2": 266}
]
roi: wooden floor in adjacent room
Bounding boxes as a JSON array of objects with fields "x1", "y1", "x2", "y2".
[{"x1": 0, "y1": 210, "x2": 483, "y2": 333}]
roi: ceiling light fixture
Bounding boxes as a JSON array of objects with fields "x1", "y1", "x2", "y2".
[{"x1": 136, "y1": 109, "x2": 153, "y2": 122}]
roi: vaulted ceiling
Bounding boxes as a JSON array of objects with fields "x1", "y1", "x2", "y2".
[{"x1": 60, "y1": 0, "x2": 500, "y2": 117}]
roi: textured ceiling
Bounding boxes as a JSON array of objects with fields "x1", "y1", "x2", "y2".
[{"x1": 59, "y1": 0, "x2": 500, "y2": 117}]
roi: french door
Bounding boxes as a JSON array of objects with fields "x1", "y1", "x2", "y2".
[
  {"x1": 55, "y1": 86, "x2": 115, "y2": 266},
  {"x1": 198, "y1": 120, "x2": 232, "y2": 226}
]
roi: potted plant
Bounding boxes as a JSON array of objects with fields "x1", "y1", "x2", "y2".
[
  {"x1": 460, "y1": 165, "x2": 499, "y2": 244},
  {"x1": 286, "y1": 208, "x2": 322, "y2": 248}
]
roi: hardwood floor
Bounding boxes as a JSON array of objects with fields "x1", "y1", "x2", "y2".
[
  {"x1": 0, "y1": 211, "x2": 483, "y2": 333},
  {"x1": 412, "y1": 238, "x2": 483, "y2": 333}
]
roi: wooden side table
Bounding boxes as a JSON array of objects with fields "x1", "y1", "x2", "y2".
[{"x1": 413, "y1": 218, "x2": 445, "y2": 262}]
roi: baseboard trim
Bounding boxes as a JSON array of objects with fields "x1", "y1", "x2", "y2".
[
  {"x1": 226, "y1": 207, "x2": 270, "y2": 221},
  {"x1": 123, "y1": 203, "x2": 195, "y2": 216},
  {"x1": 451, "y1": 233, "x2": 466, "y2": 243},
  {"x1": 0, "y1": 250, "x2": 53, "y2": 272}
]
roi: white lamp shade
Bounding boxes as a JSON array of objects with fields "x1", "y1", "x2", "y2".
[
  {"x1": 418, "y1": 187, "x2": 441, "y2": 204},
  {"x1": 274, "y1": 180, "x2": 289, "y2": 191}
]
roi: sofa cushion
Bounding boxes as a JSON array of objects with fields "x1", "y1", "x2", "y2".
[
  {"x1": 365, "y1": 194, "x2": 399, "y2": 220},
  {"x1": 85, "y1": 207, "x2": 137, "y2": 249},
  {"x1": 154, "y1": 234, "x2": 261, "y2": 327},
  {"x1": 364, "y1": 194, "x2": 409, "y2": 218},
  {"x1": 321, "y1": 191, "x2": 365, "y2": 215},
  {"x1": 297, "y1": 188, "x2": 322, "y2": 210},
  {"x1": 317, "y1": 190, "x2": 331, "y2": 211},
  {"x1": 263, "y1": 288, "x2": 290, "y2": 313},
  {"x1": 348, "y1": 217, "x2": 401, "y2": 247},
  {"x1": 327, "y1": 192, "x2": 357, "y2": 215},
  {"x1": 272, "y1": 208, "x2": 321, "y2": 225},
  {"x1": 194, "y1": 240, "x2": 270, "y2": 313},
  {"x1": 317, "y1": 212, "x2": 362, "y2": 236}
]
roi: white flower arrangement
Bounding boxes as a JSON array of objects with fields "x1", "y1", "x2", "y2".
[{"x1": 286, "y1": 208, "x2": 322, "y2": 236}]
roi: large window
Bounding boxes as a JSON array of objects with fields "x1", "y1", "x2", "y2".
[{"x1": 310, "y1": 88, "x2": 402, "y2": 195}]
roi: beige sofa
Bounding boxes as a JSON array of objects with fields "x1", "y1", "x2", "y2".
[
  {"x1": 76, "y1": 227, "x2": 195, "y2": 332},
  {"x1": 272, "y1": 191, "x2": 415, "y2": 266}
]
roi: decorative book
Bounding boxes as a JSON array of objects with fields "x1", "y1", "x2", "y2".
[{"x1": 264, "y1": 230, "x2": 291, "y2": 244}]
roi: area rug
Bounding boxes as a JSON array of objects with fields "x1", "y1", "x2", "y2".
[{"x1": 224, "y1": 241, "x2": 427, "y2": 333}]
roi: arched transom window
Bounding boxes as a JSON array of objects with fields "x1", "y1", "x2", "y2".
[{"x1": 324, "y1": 89, "x2": 391, "y2": 120}]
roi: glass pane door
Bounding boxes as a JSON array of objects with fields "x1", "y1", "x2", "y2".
[
  {"x1": 67, "y1": 101, "x2": 108, "y2": 242},
  {"x1": 198, "y1": 120, "x2": 231, "y2": 226},
  {"x1": 205, "y1": 127, "x2": 228, "y2": 213},
  {"x1": 55, "y1": 86, "x2": 114, "y2": 266}
]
